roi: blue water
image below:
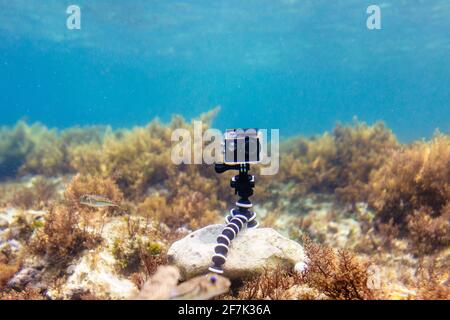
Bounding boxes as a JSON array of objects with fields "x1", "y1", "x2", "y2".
[{"x1": 0, "y1": 0, "x2": 449, "y2": 141}]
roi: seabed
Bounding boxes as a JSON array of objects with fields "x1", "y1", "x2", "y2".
[{"x1": 0, "y1": 116, "x2": 448, "y2": 300}]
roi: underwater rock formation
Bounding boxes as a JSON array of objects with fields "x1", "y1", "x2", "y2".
[
  {"x1": 167, "y1": 224, "x2": 306, "y2": 280},
  {"x1": 53, "y1": 248, "x2": 139, "y2": 300}
]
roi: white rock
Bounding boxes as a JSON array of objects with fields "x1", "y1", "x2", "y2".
[
  {"x1": 294, "y1": 261, "x2": 308, "y2": 274},
  {"x1": 167, "y1": 224, "x2": 306, "y2": 280},
  {"x1": 58, "y1": 249, "x2": 138, "y2": 300}
]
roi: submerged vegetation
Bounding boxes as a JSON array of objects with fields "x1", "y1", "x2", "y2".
[
  {"x1": 29, "y1": 204, "x2": 101, "y2": 266},
  {"x1": 369, "y1": 134, "x2": 450, "y2": 255},
  {"x1": 277, "y1": 121, "x2": 399, "y2": 204},
  {"x1": 0, "y1": 112, "x2": 448, "y2": 300},
  {"x1": 229, "y1": 237, "x2": 381, "y2": 300},
  {"x1": 299, "y1": 236, "x2": 380, "y2": 300}
]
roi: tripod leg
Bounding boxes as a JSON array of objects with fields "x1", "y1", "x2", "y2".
[
  {"x1": 209, "y1": 170, "x2": 258, "y2": 274},
  {"x1": 209, "y1": 212, "x2": 248, "y2": 274},
  {"x1": 233, "y1": 198, "x2": 259, "y2": 229},
  {"x1": 209, "y1": 201, "x2": 258, "y2": 274}
]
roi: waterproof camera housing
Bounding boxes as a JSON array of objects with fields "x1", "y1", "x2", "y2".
[{"x1": 223, "y1": 128, "x2": 262, "y2": 165}]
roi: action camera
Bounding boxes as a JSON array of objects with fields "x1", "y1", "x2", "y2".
[{"x1": 223, "y1": 128, "x2": 262, "y2": 165}]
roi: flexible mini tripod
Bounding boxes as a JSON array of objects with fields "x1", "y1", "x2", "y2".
[{"x1": 208, "y1": 163, "x2": 258, "y2": 274}]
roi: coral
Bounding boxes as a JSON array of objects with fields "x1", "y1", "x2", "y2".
[
  {"x1": 300, "y1": 237, "x2": 381, "y2": 300},
  {"x1": 369, "y1": 134, "x2": 450, "y2": 240}
]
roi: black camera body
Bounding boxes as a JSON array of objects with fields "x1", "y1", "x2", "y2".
[{"x1": 223, "y1": 128, "x2": 262, "y2": 165}]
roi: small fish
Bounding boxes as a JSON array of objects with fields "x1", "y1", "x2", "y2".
[
  {"x1": 79, "y1": 194, "x2": 119, "y2": 208},
  {"x1": 136, "y1": 266, "x2": 231, "y2": 300}
]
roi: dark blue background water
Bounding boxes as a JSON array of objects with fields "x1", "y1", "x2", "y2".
[{"x1": 0, "y1": 0, "x2": 449, "y2": 141}]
